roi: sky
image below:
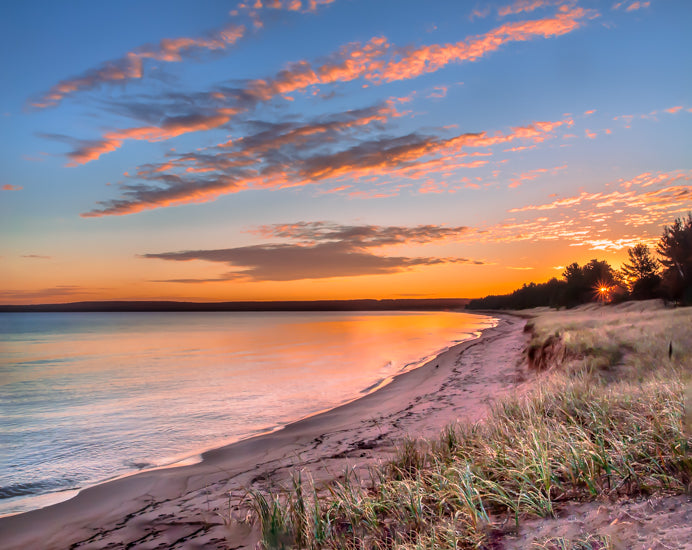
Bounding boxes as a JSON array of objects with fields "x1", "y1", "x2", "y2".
[{"x1": 1, "y1": 0, "x2": 691, "y2": 304}]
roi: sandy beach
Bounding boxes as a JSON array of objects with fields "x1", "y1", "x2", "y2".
[{"x1": 0, "y1": 313, "x2": 528, "y2": 549}]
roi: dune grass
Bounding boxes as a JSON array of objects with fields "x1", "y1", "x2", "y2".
[{"x1": 247, "y1": 302, "x2": 692, "y2": 549}]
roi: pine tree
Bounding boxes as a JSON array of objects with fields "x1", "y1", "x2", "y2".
[
  {"x1": 657, "y1": 213, "x2": 692, "y2": 303},
  {"x1": 620, "y1": 244, "x2": 660, "y2": 299}
]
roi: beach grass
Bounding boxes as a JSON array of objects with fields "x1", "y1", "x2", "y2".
[{"x1": 247, "y1": 302, "x2": 692, "y2": 549}]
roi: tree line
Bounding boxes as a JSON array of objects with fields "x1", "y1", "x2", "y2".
[{"x1": 467, "y1": 213, "x2": 692, "y2": 310}]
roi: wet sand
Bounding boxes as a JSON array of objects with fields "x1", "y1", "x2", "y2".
[{"x1": 0, "y1": 313, "x2": 528, "y2": 549}]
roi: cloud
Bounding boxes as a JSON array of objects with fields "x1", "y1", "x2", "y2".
[
  {"x1": 469, "y1": 6, "x2": 491, "y2": 20},
  {"x1": 371, "y1": 6, "x2": 594, "y2": 83},
  {"x1": 665, "y1": 106, "x2": 684, "y2": 114},
  {"x1": 625, "y1": 1, "x2": 650, "y2": 12},
  {"x1": 498, "y1": 0, "x2": 557, "y2": 18},
  {"x1": 54, "y1": 4, "x2": 593, "y2": 164},
  {"x1": 245, "y1": 0, "x2": 337, "y2": 13},
  {"x1": 510, "y1": 170, "x2": 691, "y2": 213},
  {"x1": 21, "y1": 254, "x2": 52, "y2": 259},
  {"x1": 613, "y1": 104, "x2": 690, "y2": 128},
  {"x1": 30, "y1": 25, "x2": 245, "y2": 109},
  {"x1": 427, "y1": 85, "x2": 448, "y2": 99},
  {"x1": 66, "y1": 109, "x2": 236, "y2": 165},
  {"x1": 82, "y1": 107, "x2": 570, "y2": 216},
  {"x1": 503, "y1": 144, "x2": 537, "y2": 152},
  {"x1": 142, "y1": 222, "x2": 481, "y2": 281},
  {"x1": 508, "y1": 164, "x2": 566, "y2": 188},
  {"x1": 412, "y1": 168, "x2": 689, "y2": 255},
  {"x1": 2, "y1": 184, "x2": 23, "y2": 191}
]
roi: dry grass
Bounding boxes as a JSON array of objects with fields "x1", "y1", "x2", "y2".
[{"x1": 246, "y1": 301, "x2": 692, "y2": 549}]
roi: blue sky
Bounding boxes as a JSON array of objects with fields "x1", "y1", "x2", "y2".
[{"x1": 1, "y1": 0, "x2": 691, "y2": 303}]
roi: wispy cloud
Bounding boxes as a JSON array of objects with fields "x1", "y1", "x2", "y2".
[
  {"x1": 143, "y1": 222, "x2": 482, "y2": 282},
  {"x1": 29, "y1": 25, "x2": 245, "y2": 109},
  {"x1": 2, "y1": 184, "x2": 23, "y2": 191},
  {"x1": 469, "y1": 6, "x2": 491, "y2": 21},
  {"x1": 82, "y1": 105, "x2": 571, "y2": 216},
  {"x1": 625, "y1": 1, "x2": 651, "y2": 12},
  {"x1": 498, "y1": 0, "x2": 558, "y2": 18},
  {"x1": 53, "y1": 4, "x2": 593, "y2": 164},
  {"x1": 508, "y1": 164, "x2": 566, "y2": 188},
  {"x1": 371, "y1": 6, "x2": 594, "y2": 83},
  {"x1": 427, "y1": 85, "x2": 449, "y2": 99},
  {"x1": 21, "y1": 254, "x2": 52, "y2": 260},
  {"x1": 65, "y1": 109, "x2": 236, "y2": 165}
]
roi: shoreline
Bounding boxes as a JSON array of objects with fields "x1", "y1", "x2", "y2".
[
  {"x1": 0, "y1": 316, "x2": 492, "y2": 520},
  {"x1": 0, "y1": 312, "x2": 528, "y2": 549}
]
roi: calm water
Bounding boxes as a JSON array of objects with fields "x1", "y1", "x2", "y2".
[{"x1": 0, "y1": 310, "x2": 494, "y2": 516}]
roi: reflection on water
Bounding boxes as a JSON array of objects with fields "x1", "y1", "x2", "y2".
[{"x1": 0, "y1": 310, "x2": 495, "y2": 515}]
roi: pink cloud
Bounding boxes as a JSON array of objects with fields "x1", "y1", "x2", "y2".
[{"x1": 2, "y1": 184, "x2": 23, "y2": 191}]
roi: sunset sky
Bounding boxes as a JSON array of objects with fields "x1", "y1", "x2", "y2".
[{"x1": 1, "y1": 0, "x2": 691, "y2": 303}]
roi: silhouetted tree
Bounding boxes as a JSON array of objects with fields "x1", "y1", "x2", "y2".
[
  {"x1": 657, "y1": 213, "x2": 692, "y2": 304},
  {"x1": 620, "y1": 243, "x2": 661, "y2": 300},
  {"x1": 467, "y1": 213, "x2": 692, "y2": 310},
  {"x1": 467, "y1": 278, "x2": 566, "y2": 310},
  {"x1": 561, "y1": 259, "x2": 618, "y2": 306}
]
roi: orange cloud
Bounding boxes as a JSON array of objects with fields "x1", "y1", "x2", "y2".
[
  {"x1": 498, "y1": 0, "x2": 556, "y2": 17},
  {"x1": 30, "y1": 25, "x2": 245, "y2": 109},
  {"x1": 372, "y1": 6, "x2": 594, "y2": 83},
  {"x1": 2, "y1": 184, "x2": 23, "y2": 191},
  {"x1": 469, "y1": 6, "x2": 491, "y2": 20},
  {"x1": 245, "y1": 36, "x2": 391, "y2": 101},
  {"x1": 83, "y1": 111, "x2": 570, "y2": 216},
  {"x1": 237, "y1": 5, "x2": 592, "y2": 103},
  {"x1": 55, "y1": 6, "x2": 592, "y2": 165},
  {"x1": 427, "y1": 85, "x2": 449, "y2": 99},
  {"x1": 508, "y1": 171, "x2": 692, "y2": 232},
  {"x1": 625, "y1": 1, "x2": 650, "y2": 11},
  {"x1": 67, "y1": 110, "x2": 236, "y2": 165},
  {"x1": 508, "y1": 164, "x2": 566, "y2": 188},
  {"x1": 504, "y1": 144, "x2": 537, "y2": 152}
]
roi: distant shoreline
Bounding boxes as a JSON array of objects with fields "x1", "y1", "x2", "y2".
[{"x1": 0, "y1": 298, "x2": 470, "y2": 313}]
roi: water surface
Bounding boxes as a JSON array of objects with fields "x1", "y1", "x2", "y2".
[{"x1": 0, "y1": 310, "x2": 494, "y2": 515}]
